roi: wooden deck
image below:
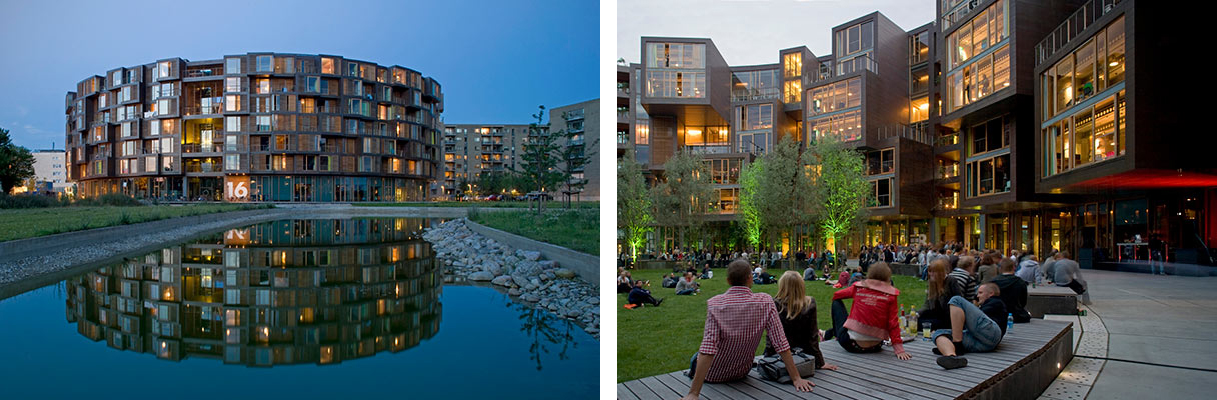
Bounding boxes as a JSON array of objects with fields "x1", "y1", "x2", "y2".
[{"x1": 618, "y1": 319, "x2": 1074, "y2": 400}]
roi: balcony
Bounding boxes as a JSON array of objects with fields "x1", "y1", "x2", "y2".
[
  {"x1": 182, "y1": 143, "x2": 224, "y2": 154},
  {"x1": 183, "y1": 105, "x2": 223, "y2": 116},
  {"x1": 564, "y1": 109, "x2": 585, "y2": 121},
  {"x1": 936, "y1": 195, "x2": 959, "y2": 211},
  {"x1": 184, "y1": 162, "x2": 223, "y2": 173},
  {"x1": 617, "y1": 82, "x2": 630, "y2": 98},
  {"x1": 184, "y1": 68, "x2": 223, "y2": 79},
  {"x1": 1035, "y1": 0, "x2": 1125, "y2": 67},
  {"x1": 936, "y1": 133, "x2": 960, "y2": 147},
  {"x1": 873, "y1": 124, "x2": 932, "y2": 145},
  {"x1": 937, "y1": 164, "x2": 959, "y2": 179}
]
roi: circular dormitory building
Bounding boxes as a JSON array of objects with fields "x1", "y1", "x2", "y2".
[{"x1": 65, "y1": 53, "x2": 444, "y2": 202}]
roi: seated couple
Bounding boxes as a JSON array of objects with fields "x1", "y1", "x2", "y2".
[{"x1": 683, "y1": 261, "x2": 837, "y2": 399}]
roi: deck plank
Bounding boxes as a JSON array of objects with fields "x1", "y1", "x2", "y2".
[{"x1": 619, "y1": 320, "x2": 1073, "y2": 400}]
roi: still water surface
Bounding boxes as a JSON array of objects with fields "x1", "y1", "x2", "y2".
[{"x1": 0, "y1": 218, "x2": 597, "y2": 398}]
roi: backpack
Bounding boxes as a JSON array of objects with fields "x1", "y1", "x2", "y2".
[{"x1": 754, "y1": 348, "x2": 816, "y2": 383}]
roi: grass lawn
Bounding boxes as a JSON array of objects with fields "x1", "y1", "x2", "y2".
[
  {"x1": 0, "y1": 204, "x2": 270, "y2": 242},
  {"x1": 354, "y1": 201, "x2": 598, "y2": 209},
  {"x1": 467, "y1": 208, "x2": 598, "y2": 255},
  {"x1": 616, "y1": 267, "x2": 927, "y2": 382}
]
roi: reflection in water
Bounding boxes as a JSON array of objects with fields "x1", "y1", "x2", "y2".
[
  {"x1": 65, "y1": 218, "x2": 443, "y2": 367},
  {"x1": 508, "y1": 300, "x2": 578, "y2": 371}
]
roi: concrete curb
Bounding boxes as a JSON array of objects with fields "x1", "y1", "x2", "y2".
[
  {"x1": 0, "y1": 208, "x2": 289, "y2": 263},
  {"x1": 463, "y1": 219, "x2": 599, "y2": 286}
]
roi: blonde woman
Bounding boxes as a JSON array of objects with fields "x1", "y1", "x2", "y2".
[{"x1": 764, "y1": 271, "x2": 839, "y2": 371}]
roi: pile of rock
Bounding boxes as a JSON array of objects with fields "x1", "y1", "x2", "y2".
[{"x1": 423, "y1": 218, "x2": 599, "y2": 337}]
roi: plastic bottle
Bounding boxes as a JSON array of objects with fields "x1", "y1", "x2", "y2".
[{"x1": 1007, "y1": 313, "x2": 1014, "y2": 334}]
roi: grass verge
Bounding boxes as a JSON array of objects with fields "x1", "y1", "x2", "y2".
[
  {"x1": 616, "y1": 268, "x2": 927, "y2": 382},
  {"x1": 0, "y1": 204, "x2": 272, "y2": 242},
  {"x1": 466, "y1": 207, "x2": 598, "y2": 254}
]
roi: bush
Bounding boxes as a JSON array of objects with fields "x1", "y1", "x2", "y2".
[
  {"x1": 75, "y1": 193, "x2": 142, "y2": 207},
  {"x1": 0, "y1": 193, "x2": 70, "y2": 209}
]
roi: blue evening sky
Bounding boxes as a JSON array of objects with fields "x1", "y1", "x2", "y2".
[{"x1": 0, "y1": 0, "x2": 599, "y2": 149}]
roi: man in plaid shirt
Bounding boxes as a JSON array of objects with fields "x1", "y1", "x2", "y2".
[{"x1": 683, "y1": 260, "x2": 815, "y2": 399}]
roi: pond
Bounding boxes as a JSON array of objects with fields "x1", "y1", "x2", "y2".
[{"x1": 0, "y1": 217, "x2": 598, "y2": 398}]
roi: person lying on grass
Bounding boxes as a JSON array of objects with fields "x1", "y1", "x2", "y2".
[
  {"x1": 931, "y1": 282, "x2": 1008, "y2": 370},
  {"x1": 764, "y1": 271, "x2": 839, "y2": 371},
  {"x1": 683, "y1": 260, "x2": 815, "y2": 399},
  {"x1": 823, "y1": 262, "x2": 913, "y2": 361}
]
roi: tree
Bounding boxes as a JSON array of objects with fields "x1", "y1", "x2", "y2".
[
  {"x1": 555, "y1": 112, "x2": 599, "y2": 208},
  {"x1": 755, "y1": 136, "x2": 819, "y2": 254},
  {"x1": 513, "y1": 106, "x2": 565, "y2": 214},
  {"x1": 617, "y1": 154, "x2": 653, "y2": 260},
  {"x1": 474, "y1": 171, "x2": 518, "y2": 196},
  {"x1": 810, "y1": 136, "x2": 871, "y2": 261},
  {"x1": 0, "y1": 127, "x2": 36, "y2": 195},
  {"x1": 738, "y1": 157, "x2": 764, "y2": 251},
  {"x1": 651, "y1": 151, "x2": 715, "y2": 250}
]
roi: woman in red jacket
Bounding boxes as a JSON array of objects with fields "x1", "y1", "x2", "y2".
[{"x1": 822, "y1": 262, "x2": 912, "y2": 360}]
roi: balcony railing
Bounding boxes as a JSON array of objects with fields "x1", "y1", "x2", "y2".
[
  {"x1": 1035, "y1": 0, "x2": 1124, "y2": 67},
  {"x1": 183, "y1": 105, "x2": 224, "y2": 116},
  {"x1": 185, "y1": 163, "x2": 223, "y2": 173},
  {"x1": 937, "y1": 164, "x2": 959, "y2": 179},
  {"x1": 873, "y1": 124, "x2": 932, "y2": 145},
  {"x1": 936, "y1": 133, "x2": 960, "y2": 147},
  {"x1": 185, "y1": 68, "x2": 223, "y2": 78},
  {"x1": 182, "y1": 143, "x2": 223, "y2": 153}
]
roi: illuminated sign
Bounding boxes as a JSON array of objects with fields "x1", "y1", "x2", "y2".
[{"x1": 224, "y1": 176, "x2": 250, "y2": 202}]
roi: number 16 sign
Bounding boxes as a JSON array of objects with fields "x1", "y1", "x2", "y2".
[{"x1": 225, "y1": 176, "x2": 250, "y2": 202}]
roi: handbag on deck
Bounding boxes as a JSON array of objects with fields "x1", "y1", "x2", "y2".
[{"x1": 753, "y1": 348, "x2": 815, "y2": 383}]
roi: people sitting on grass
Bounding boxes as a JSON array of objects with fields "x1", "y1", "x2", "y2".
[
  {"x1": 836, "y1": 269, "x2": 850, "y2": 287},
  {"x1": 662, "y1": 273, "x2": 679, "y2": 288},
  {"x1": 754, "y1": 267, "x2": 777, "y2": 285},
  {"x1": 947, "y1": 255, "x2": 979, "y2": 302},
  {"x1": 931, "y1": 282, "x2": 1008, "y2": 370},
  {"x1": 848, "y1": 268, "x2": 865, "y2": 286},
  {"x1": 1053, "y1": 251, "x2": 1087, "y2": 295},
  {"x1": 683, "y1": 260, "x2": 815, "y2": 399},
  {"x1": 822, "y1": 262, "x2": 913, "y2": 361},
  {"x1": 803, "y1": 264, "x2": 817, "y2": 281},
  {"x1": 765, "y1": 271, "x2": 839, "y2": 372},
  {"x1": 700, "y1": 264, "x2": 713, "y2": 280},
  {"x1": 627, "y1": 280, "x2": 663, "y2": 307},
  {"x1": 676, "y1": 271, "x2": 701, "y2": 295},
  {"x1": 617, "y1": 270, "x2": 634, "y2": 294},
  {"x1": 918, "y1": 259, "x2": 953, "y2": 331},
  {"x1": 992, "y1": 258, "x2": 1031, "y2": 323}
]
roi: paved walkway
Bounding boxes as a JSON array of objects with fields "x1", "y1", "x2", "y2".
[{"x1": 1041, "y1": 269, "x2": 1217, "y2": 400}]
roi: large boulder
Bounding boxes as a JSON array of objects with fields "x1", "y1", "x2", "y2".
[
  {"x1": 491, "y1": 275, "x2": 513, "y2": 287},
  {"x1": 469, "y1": 271, "x2": 494, "y2": 281},
  {"x1": 554, "y1": 268, "x2": 576, "y2": 279}
]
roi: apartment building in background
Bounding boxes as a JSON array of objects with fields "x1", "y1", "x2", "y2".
[
  {"x1": 65, "y1": 53, "x2": 443, "y2": 202},
  {"x1": 441, "y1": 99, "x2": 600, "y2": 201},
  {"x1": 620, "y1": 0, "x2": 1214, "y2": 268},
  {"x1": 32, "y1": 149, "x2": 73, "y2": 193}
]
